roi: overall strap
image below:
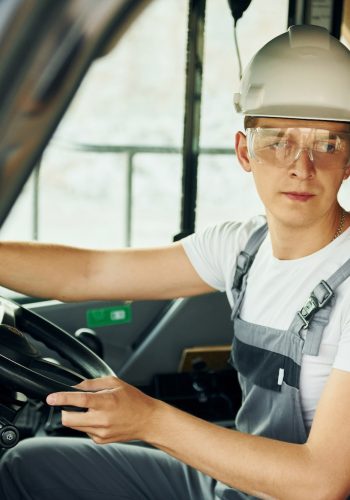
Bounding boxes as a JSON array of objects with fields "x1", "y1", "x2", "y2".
[
  {"x1": 290, "y1": 257, "x2": 350, "y2": 356},
  {"x1": 231, "y1": 223, "x2": 268, "y2": 320}
]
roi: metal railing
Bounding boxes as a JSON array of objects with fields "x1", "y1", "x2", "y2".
[{"x1": 33, "y1": 142, "x2": 235, "y2": 246}]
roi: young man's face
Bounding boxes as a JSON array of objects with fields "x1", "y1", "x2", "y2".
[{"x1": 235, "y1": 117, "x2": 350, "y2": 228}]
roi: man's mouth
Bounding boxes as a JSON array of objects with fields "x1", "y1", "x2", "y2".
[{"x1": 282, "y1": 192, "x2": 315, "y2": 202}]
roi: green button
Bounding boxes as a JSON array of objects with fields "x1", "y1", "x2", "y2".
[{"x1": 87, "y1": 304, "x2": 132, "y2": 328}]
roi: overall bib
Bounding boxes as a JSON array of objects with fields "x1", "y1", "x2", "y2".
[{"x1": 215, "y1": 224, "x2": 350, "y2": 500}]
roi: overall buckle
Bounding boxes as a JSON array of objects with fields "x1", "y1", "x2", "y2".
[
  {"x1": 298, "y1": 280, "x2": 334, "y2": 329},
  {"x1": 232, "y1": 251, "x2": 253, "y2": 290}
]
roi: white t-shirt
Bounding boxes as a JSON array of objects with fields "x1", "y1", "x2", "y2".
[{"x1": 181, "y1": 215, "x2": 350, "y2": 429}]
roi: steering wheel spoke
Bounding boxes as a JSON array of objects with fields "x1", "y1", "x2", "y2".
[{"x1": 0, "y1": 296, "x2": 115, "y2": 403}]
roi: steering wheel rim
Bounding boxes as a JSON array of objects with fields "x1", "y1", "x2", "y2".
[{"x1": 0, "y1": 296, "x2": 115, "y2": 401}]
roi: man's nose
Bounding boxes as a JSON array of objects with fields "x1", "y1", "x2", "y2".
[{"x1": 289, "y1": 147, "x2": 316, "y2": 179}]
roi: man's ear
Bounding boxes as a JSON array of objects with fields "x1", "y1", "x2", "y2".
[
  {"x1": 235, "y1": 131, "x2": 251, "y2": 172},
  {"x1": 343, "y1": 166, "x2": 350, "y2": 181}
]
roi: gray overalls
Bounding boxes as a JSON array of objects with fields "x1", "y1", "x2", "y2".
[
  {"x1": 2, "y1": 224, "x2": 350, "y2": 500},
  {"x1": 215, "y1": 223, "x2": 350, "y2": 499}
]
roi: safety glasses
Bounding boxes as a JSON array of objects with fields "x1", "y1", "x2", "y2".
[{"x1": 246, "y1": 127, "x2": 350, "y2": 169}]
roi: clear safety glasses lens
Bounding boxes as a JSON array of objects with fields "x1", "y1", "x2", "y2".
[{"x1": 246, "y1": 127, "x2": 350, "y2": 169}]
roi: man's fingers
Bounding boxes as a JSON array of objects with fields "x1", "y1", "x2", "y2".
[
  {"x1": 74, "y1": 376, "x2": 119, "y2": 391},
  {"x1": 60, "y1": 410, "x2": 102, "y2": 428},
  {"x1": 46, "y1": 391, "x2": 95, "y2": 409}
]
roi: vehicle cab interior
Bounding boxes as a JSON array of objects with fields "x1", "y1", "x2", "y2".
[{"x1": 0, "y1": 0, "x2": 349, "y2": 459}]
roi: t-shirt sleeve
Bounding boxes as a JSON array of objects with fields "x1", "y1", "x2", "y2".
[
  {"x1": 332, "y1": 287, "x2": 350, "y2": 371},
  {"x1": 333, "y1": 304, "x2": 350, "y2": 372},
  {"x1": 333, "y1": 339, "x2": 350, "y2": 372},
  {"x1": 181, "y1": 216, "x2": 266, "y2": 294}
]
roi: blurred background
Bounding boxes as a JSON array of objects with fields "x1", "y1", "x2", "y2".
[{"x1": 1, "y1": 0, "x2": 349, "y2": 252}]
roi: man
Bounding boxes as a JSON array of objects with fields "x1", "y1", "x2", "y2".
[{"x1": 1, "y1": 24, "x2": 350, "y2": 499}]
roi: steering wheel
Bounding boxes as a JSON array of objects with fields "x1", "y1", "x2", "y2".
[{"x1": 0, "y1": 296, "x2": 115, "y2": 403}]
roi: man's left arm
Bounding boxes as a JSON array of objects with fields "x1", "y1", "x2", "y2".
[{"x1": 47, "y1": 369, "x2": 350, "y2": 500}]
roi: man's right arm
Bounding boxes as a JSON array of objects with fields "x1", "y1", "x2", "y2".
[{"x1": 0, "y1": 241, "x2": 214, "y2": 302}]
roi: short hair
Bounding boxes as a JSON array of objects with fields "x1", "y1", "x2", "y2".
[
  {"x1": 243, "y1": 115, "x2": 350, "y2": 131},
  {"x1": 244, "y1": 116, "x2": 258, "y2": 130}
]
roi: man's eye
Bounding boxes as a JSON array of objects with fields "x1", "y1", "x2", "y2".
[
  {"x1": 314, "y1": 141, "x2": 336, "y2": 153},
  {"x1": 267, "y1": 141, "x2": 289, "y2": 150}
]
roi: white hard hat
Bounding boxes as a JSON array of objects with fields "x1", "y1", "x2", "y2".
[{"x1": 234, "y1": 25, "x2": 350, "y2": 122}]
